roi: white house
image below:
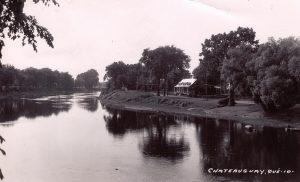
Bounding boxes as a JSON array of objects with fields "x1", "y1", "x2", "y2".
[{"x1": 174, "y1": 78, "x2": 197, "y2": 95}]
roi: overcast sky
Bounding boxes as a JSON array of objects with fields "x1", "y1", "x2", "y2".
[{"x1": 2, "y1": 0, "x2": 300, "y2": 81}]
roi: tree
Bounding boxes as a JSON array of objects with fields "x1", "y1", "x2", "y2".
[
  {"x1": 0, "y1": 0, "x2": 59, "y2": 67},
  {"x1": 23, "y1": 67, "x2": 39, "y2": 88},
  {"x1": 104, "y1": 61, "x2": 144, "y2": 91},
  {"x1": 126, "y1": 63, "x2": 143, "y2": 90},
  {"x1": 75, "y1": 69, "x2": 99, "y2": 89},
  {"x1": 58, "y1": 72, "x2": 74, "y2": 90},
  {"x1": 0, "y1": 64, "x2": 20, "y2": 87},
  {"x1": 246, "y1": 37, "x2": 300, "y2": 112},
  {"x1": 167, "y1": 69, "x2": 191, "y2": 89},
  {"x1": 221, "y1": 43, "x2": 256, "y2": 106},
  {"x1": 139, "y1": 45, "x2": 190, "y2": 96},
  {"x1": 193, "y1": 27, "x2": 259, "y2": 88},
  {"x1": 104, "y1": 61, "x2": 128, "y2": 90}
]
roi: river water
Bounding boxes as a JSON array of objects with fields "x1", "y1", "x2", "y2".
[{"x1": 0, "y1": 92, "x2": 299, "y2": 182}]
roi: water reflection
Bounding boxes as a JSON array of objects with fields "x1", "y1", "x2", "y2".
[
  {"x1": 0, "y1": 98, "x2": 71, "y2": 123},
  {"x1": 103, "y1": 108, "x2": 149, "y2": 137},
  {"x1": 140, "y1": 115, "x2": 190, "y2": 162},
  {"x1": 190, "y1": 118, "x2": 300, "y2": 181},
  {"x1": 0, "y1": 93, "x2": 100, "y2": 122},
  {"x1": 77, "y1": 97, "x2": 99, "y2": 112},
  {"x1": 103, "y1": 108, "x2": 300, "y2": 181},
  {"x1": 103, "y1": 107, "x2": 190, "y2": 162},
  {"x1": 0, "y1": 93, "x2": 299, "y2": 181}
]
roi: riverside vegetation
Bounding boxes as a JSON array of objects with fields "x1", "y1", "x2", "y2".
[{"x1": 101, "y1": 27, "x2": 300, "y2": 128}]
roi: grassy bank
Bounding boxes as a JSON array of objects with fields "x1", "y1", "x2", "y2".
[{"x1": 100, "y1": 90, "x2": 300, "y2": 128}]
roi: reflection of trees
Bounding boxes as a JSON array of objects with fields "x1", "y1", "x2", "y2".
[
  {"x1": 192, "y1": 118, "x2": 300, "y2": 180},
  {"x1": 104, "y1": 107, "x2": 155, "y2": 137},
  {"x1": 0, "y1": 98, "x2": 71, "y2": 122},
  {"x1": 141, "y1": 115, "x2": 190, "y2": 162},
  {"x1": 103, "y1": 107, "x2": 190, "y2": 162},
  {"x1": 77, "y1": 97, "x2": 98, "y2": 112}
]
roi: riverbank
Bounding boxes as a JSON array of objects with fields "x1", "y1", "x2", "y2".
[{"x1": 100, "y1": 90, "x2": 300, "y2": 128}]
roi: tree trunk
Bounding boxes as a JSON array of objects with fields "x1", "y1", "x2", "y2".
[
  {"x1": 163, "y1": 76, "x2": 167, "y2": 96},
  {"x1": 166, "y1": 78, "x2": 168, "y2": 96},
  {"x1": 229, "y1": 82, "x2": 235, "y2": 106},
  {"x1": 157, "y1": 80, "x2": 160, "y2": 96}
]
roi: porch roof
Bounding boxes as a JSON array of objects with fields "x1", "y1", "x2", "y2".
[{"x1": 174, "y1": 79, "x2": 196, "y2": 88}]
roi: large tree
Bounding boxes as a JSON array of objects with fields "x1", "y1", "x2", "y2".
[
  {"x1": 104, "y1": 61, "x2": 128, "y2": 90},
  {"x1": 139, "y1": 45, "x2": 190, "y2": 96},
  {"x1": 193, "y1": 27, "x2": 259, "y2": 88},
  {"x1": 221, "y1": 43, "x2": 256, "y2": 105},
  {"x1": 246, "y1": 37, "x2": 300, "y2": 112},
  {"x1": 104, "y1": 61, "x2": 144, "y2": 91},
  {"x1": 0, "y1": 0, "x2": 58, "y2": 67}
]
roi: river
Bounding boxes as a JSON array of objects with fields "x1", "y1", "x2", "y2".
[{"x1": 0, "y1": 92, "x2": 299, "y2": 182}]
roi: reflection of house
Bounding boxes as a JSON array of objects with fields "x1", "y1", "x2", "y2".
[{"x1": 174, "y1": 79, "x2": 196, "y2": 95}]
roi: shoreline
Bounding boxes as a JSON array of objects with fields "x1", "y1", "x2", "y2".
[
  {"x1": 0, "y1": 90, "x2": 99, "y2": 99},
  {"x1": 100, "y1": 90, "x2": 300, "y2": 129}
]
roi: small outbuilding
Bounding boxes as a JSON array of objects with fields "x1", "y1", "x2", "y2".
[{"x1": 174, "y1": 78, "x2": 196, "y2": 95}]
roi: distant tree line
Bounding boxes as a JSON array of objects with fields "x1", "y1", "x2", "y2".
[
  {"x1": 104, "y1": 45, "x2": 191, "y2": 96},
  {"x1": 0, "y1": 65, "x2": 99, "y2": 91},
  {"x1": 75, "y1": 69, "x2": 99, "y2": 89}
]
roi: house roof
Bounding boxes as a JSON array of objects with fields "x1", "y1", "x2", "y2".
[{"x1": 174, "y1": 79, "x2": 196, "y2": 88}]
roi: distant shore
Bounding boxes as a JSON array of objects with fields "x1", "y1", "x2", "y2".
[
  {"x1": 0, "y1": 89, "x2": 99, "y2": 99},
  {"x1": 99, "y1": 90, "x2": 300, "y2": 128}
]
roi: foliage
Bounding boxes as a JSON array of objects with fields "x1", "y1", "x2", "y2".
[
  {"x1": 0, "y1": 65, "x2": 74, "y2": 90},
  {"x1": 246, "y1": 37, "x2": 300, "y2": 112},
  {"x1": 193, "y1": 27, "x2": 259, "y2": 87},
  {"x1": 126, "y1": 63, "x2": 143, "y2": 89},
  {"x1": 0, "y1": 64, "x2": 20, "y2": 86},
  {"x1": 103, "y1": 46, "x2": 191, "y2": 94},
  {"x1": 139, "y1": 45, "x2": 190, "y2": 95},
  {"x1": 0, "y1": 0, "x2": 58, "y2": 66},
  {"x1": 167, "y1": 69, "x2": 191, "y2": 89},
  {"x1": 104, "y1": 61, "x2": 129, "y2": 90},
  {"x1": 221, "y1": 43, "x2": 255, "y2": 105},
  {"x1": 104, "y1": 61, "x2": 143, "y2": 90},
  {"x1": 75, "y1": 69, "x2": 99, "y2": 89}
]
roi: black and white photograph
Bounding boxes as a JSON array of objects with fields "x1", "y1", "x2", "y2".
[{"x1": 1, "y1": 0, "x2": 300, "y2": 181}]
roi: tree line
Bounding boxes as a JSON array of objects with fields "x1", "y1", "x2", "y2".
[
  {"x1": 104, "y1": 27, "x2": 300, "y2": 112},
  {"x1": 0, "y1": 65, "x2": 99, "y2": 91},
  {"x1": 104, "y1": 45, "x2": 191, "y2": 96}
]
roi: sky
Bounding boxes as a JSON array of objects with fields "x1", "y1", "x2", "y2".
[{"x1": 2, "y1": 0, "x2": 300, "y2": 81}]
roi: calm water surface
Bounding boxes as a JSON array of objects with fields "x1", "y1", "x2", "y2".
[{"x1": 0, "y1": 92, "x2": 299, "y2": 182}]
